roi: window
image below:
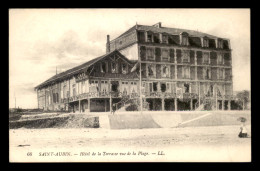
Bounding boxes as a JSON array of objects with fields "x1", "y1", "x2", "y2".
[
  {"x1": 122, "y1": 63, "x2": 127, "y2": 74},
  {"x1": 101, "y1": 62, "x2": 106, "y2": 73},
  {"x1": 146, "y1": 47, "x2": 154, "y2": 60},
  {"x1": 161, "y1": 83, "x2": 166, "y2": 92},
  {"x1": 162, "y1": 35, "x2": 168, "y2": 43},
  {"x1": 138, "y1": 32, "x2": 145, "y2": 42},
  {"x1": 182, "y1": 36, "x2": 189, "y2": 45},
  {"x1": 184, "y1": 83, "x2": 190, "y2": 93},
  {"x1": 209, "y1": 85, "x2": 214, "y2": 96},
  {"x1": 161, "y1": 49, "x2": 169, "y2": 61},
  {"x1": 162, "y1": 65, "x2": 170, "y2": 78},
  {"x1": 204, "y1": 67, "x2": 211, "y2": 80},
  {"x1": 218, "y1": 39, "x2": 223, "y2": 48},
  {"x1": 63, "y1": 85, "x2": 66, "y2": 98},
  {"x1": 153, "y1": 82, "x2": 158, "y2": 92},
  {"x1": 153, "y1": 33, "x2": 160, "y2": 43},
  {"x1": 95, "y1": 80, "x2": 98, "y2": 84},
  {"x1": 53, "y1": 93, "x2": 56, "y2": 103},
  {"x1": 56, "y1": 93, "x2": 59, "y2": 103},
  {"x1": 182, "y1": 50, "x2": 190, "y2": 63},
  {"x1": 217, "y1": 53, "x2": 223, "y2": 64},
  {"x1": 147, "y1": 64, "x2": 155, "y2": 77},
  {"x1": 73, "y1": 84, "x2": 76, "y2": 96},
  {"x1": 183, "y1": 66, "x2": 190, "y2": 79},
  {"x1": 111, "y1": 62, "x2": 117, "y2": 73},
  {"x1": 203, "y1": 52, "x2": 210, "y2": 64},
  {"x1": 203, "y1": 38, "x2": 209, "y2": 47},
  {"x1": 218, "y1": 68, "x2": 224, "y2": 79},
  {"x1": 149, "y1": 82, "x2": 153, "y2": 92},
  {"x1": 82, "y1": 81, "x2": 85, "y2": 93},
  {"x1": 147, "y1": 32, "x2": 153, "y2": 42}
]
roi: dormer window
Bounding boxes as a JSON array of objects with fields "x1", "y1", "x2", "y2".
[
  {"x1": 182, "y1": 36, "x2": 189, "y2": 45},
  {"x1": 122, "y1": 63, "x2": 127, "y2": 74},
  {"x1": 181, "y1": 32, "x2": 189, "y2": 46},
  {"x1": 162, "y1": 34, "x2": 168, "y2": 44},
  {"x1": 203, "y1": 38, "x2": 209, "y2": 47},
  {"x1": 153, "y1": 33, "x2": 160, "y2": 43},
  {"x1": 218, "y1": 39, "x2": 223, "y2": 49},
  {"x1": 111, "y1": 62, "x2": 117, "y2": 73},
  {"x1": 147, "y1": 32, "x2": 153, "y2": 42}
]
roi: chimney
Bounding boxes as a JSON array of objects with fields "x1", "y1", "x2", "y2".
[
  {"x1": 106, "y1": 35, "x2": 110, "y2": 53},
  {"x1": 152, "y1": 22, "x2": 162, "y2": 28}
]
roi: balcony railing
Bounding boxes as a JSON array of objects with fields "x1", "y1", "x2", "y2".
[{"x1": 61, "y1": 92, "x2": 203, "y2": 103}]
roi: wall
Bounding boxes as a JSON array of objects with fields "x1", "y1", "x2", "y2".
[
  {"x1": 110, "y1": 31, "x2": 137, "y2": 52},
  {"x1": 119, "y1": 43, "x2": 138, "y2": 60}
]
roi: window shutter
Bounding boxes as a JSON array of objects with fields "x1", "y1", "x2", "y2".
[
  {"x1": 140, "y1": 46, "x2": 146, "y2": 61},
  {"x1": 156, "y1": 64, "x2": 161, "y2": 78},
  {"x1": 155, "y1": 48, "x2": 161, "y2": 62},
  {"x1": 170, "y1": 49, "x2": 175, "y2": 63}
]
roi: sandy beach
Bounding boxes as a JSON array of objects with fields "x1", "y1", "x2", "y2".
[{"x1": 9, "y1": 125, "x2": 251, "y2": 162}]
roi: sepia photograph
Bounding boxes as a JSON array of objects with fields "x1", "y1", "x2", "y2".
[{"x1": 9, "y1": 8, "x2": 251, "y2": 162}]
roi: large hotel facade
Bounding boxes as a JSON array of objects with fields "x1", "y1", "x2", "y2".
[{"x1": 35, "y1": 22, "x2": 234, "y2": 112}]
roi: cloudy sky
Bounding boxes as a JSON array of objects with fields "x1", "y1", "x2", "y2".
[{"x1": 9, "y1": 9, "x2": 250, "y2": 108}]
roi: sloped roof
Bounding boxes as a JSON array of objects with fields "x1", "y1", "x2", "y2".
[
  {"x1": 116, "y1": 24, "x2": 220, "y2": 40},
  {"x1": 35, "y1": 50, "x2": 134, "y2": 89}
]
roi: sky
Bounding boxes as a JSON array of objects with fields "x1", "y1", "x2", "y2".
[{"x1": 9, "y1": 9, "x2": 250, "y2": 109}]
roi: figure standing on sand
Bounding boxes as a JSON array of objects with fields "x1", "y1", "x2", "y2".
[
  {"x1": 237, "y1": 117, "x2": 248, "y2": 138},
  {"x1": 112, "y1": 104, "x2": 116, "y2": 115}
]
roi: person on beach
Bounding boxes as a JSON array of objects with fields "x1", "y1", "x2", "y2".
[
  {"x1": 238, "y1": 122, "x2": 248, "y2": 138},
  {"x1": 112, "y1": 104, "x2": 116, "y2": 115}
]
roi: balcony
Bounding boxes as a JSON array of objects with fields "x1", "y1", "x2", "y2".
[{"x1": 61, "y1": 92, "x2": 200, "y2": 103}]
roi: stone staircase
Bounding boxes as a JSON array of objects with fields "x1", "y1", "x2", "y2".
[{"x1": 114, "y1": 95, "x2": 148, "y2": 112}]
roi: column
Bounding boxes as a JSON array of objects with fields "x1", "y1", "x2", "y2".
[
  {"x1": 162, "y1": 98, "x2": 165, "y2": 111},
  {"x1": 190, "y1": 98, "x2": 193, "y2": 111},
  {"x1": 222, "y1": 100, "x2": 224, "y2": 110},
  {"x1": 159, "y1": 33, "x2": 163, "y2": 43},
  {"x1": 174, "y1": 98, "x2": 177, "y2": 111},
  {"x1": 37, "y1": 90, "x2": 39, "y2": 109},
  {"x1": 105, "y1": 99, "x2": 107, "y2": 112},
  {"x1": 198, "y1": 82, "x2": 201, "y2": 106},
  {"x1": 228, "y1": 100, "x2": 231, "y2": 110},
  {"x1": 174, "y1": 49, "x2": 177, "y2": 79},
  {"x1": 145, "y1": 31, "x2": 148, "y2": 42},
  {"x1": 110, "y1": 93, "x2": 112, "y2": 114},
  {"x1": 215, "y1": 85, "x2": 218, "y2": 110},
  {"x1": 79, "y1": 100, "x2": 81, "y2": 113},
  {"x1": 109, "y1": 79, "x2": 112, "y2": 114},
  {"x1": 88, "y1": 98, "x2": 90, "y2": 113},
  {"x1": 195, "y1": 50, "x2": 198, "y2": 80},
  {"x1": 153, "y1": 99, "x2": 155, "y2": 110}
]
